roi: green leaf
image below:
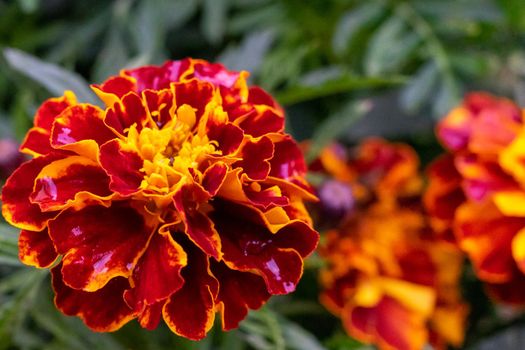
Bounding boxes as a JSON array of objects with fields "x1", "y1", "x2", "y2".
[
  {"x1": 306, "y1": 99, "x2": 372, "y2": 163},
  {"x1": 217, "y1": 29, "x2": 275, "y2": 75},
  {"x1": 364, "y1": 17, "x2": 420, "y2": 76},
  {"x1": 3, "y1": 48, "x2": 99, "y2": 105},
  {"x1": 202, "y1": 0, "x2": 229, "y2": 45},
  {"x1": 0, "y1": 269, "x2": 47, "y2": 349},
  {"x1": 276, "y1": 75, "x2": 405, "y2": 106},
  {"x1": 432, "y1": 76, "x2": 461, "y2": 118},
  {"x1": 332, "y1": 3, "x2": 385, "y2": 56},
  {"x1": 282, "y1": 321, "x2": 326, "y2": 350},
  {"x1": 400, "y1": 60, "x2": 438, "y2": 113}
]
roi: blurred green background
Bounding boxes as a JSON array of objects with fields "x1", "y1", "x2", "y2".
[{"x1": 1, "y1": 0, "x2": 525, "y2": 349}]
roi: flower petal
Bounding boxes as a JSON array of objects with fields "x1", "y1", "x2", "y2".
[
  {"x1": 123, "y1": 59, "x2": 192, "y2": 92},
  {"x1": 163, "y1": 241, "x2": 219, "y2": 340},
  {"x1": 48, "y1": 203, "x2": 155, "y2": 291},
  {"x1": 51, "y1": 104, "x2": 116, "y2": 159},
  {"x1": 105, "y1": 92, "x2": 149, "y2": 135},
  {"x1": 173, "y1": 80, "x2": 215, "y2": 121},
  {"x1": 20, "y1": 128, "x2": 53, "y2": 157},
  {"x1": 212, "y1": 261, "x2": 270, "y2": 330},
  {"x1": 2, "y1": 153, "x2": 64, "y2": 231},
  {"x1": 234, "y1": 136, "x2": 274, "y2": 181},
  {"x1": 18, "y1": 228, "x2": 58, "y2": 268},
  {"x1": 52, "y1": 264, "x2": 135, "y2": 332},
  {"x1": 173, "y1": 184, "x2": 222, "y2": 260},
  {"x1": 342, "y1": 297, "x2": 427, "y2": 350},
  {"x1": 30, "y1": 156, "x2": 112, "y2": 212},
  {"x1": 124, "y1": 231, "x2": 187, "y2": 311},
  {"x1": 456, "y1": 201, "x2": 524, "y2": 283},
  {"x1": 211, "y1": 202, "x2": 316, "y2": 294},
  {"x1": 99, "y1": 139, "x2": 144, "y2": 196}
]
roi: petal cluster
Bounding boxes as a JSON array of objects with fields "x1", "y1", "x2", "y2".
[
  {"x1": 313, "y1": 139, "x2": 467, "y2": 350},
  {"x1": 426, "y1": 92, "x2": 525, "y2": 304},
  {"x1": 1, "y1": 58, "x2": 318, "y2": 339}
]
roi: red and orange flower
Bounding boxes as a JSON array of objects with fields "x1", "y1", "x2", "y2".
[
  {"x1": 314, "y1": 139, "x2": 467, "y2": 350},
  {"x1": 1, "y1": 59, "x2": 319, "y2": 339},
  {"x1": 425, "y1": 92, "x2": 525, "y2": 304}
]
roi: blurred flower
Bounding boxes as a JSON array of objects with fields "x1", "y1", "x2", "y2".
[
  {"x1": 1, "y1": 59, "x2": 318, "y2": 339},
  {"x1": 0, "y1": 138, "x2": 25, "y2": 180},
  {"x1": 426, "y1": 92, "x2": 525, "y2": 305},
  {"x1": 317, "y1": 179, "x2": 355, "y2": 220},
  {"x1": 314, "y1": 139, "x2": 467, "y2": 350}
]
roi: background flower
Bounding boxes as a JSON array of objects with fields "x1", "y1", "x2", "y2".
[
  {"x1": 313, "y1": 139, "x2": 467, "y2": 350},
  {"x1": 426, "y1": 93, "x2": 525, "y2": 305}
]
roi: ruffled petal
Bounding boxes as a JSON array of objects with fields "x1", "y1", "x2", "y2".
[
  {"x1": 173, "y1": 184, "x2": 222, "y2": 259},
  {"x1": 105, "y1": 92, "x2": 149, "y2": 135},
  {"x1": 212, "y1": 261, "x2": 270, "y2": 330},
  {"x1": 163, "y1": 241, "x2": 219, "y2": 340},
  {"x1": 234, "y1": 137, "x2": 274, "y2": 181},
  {"x1": 124, "y1": 231, "x2": 187, "y2": 312},
  {"x1": 99, "y1": 139, "x2": 144, "y2": 196},
  {"x1": 173, "y1": 80, "x2": 215, "y2": 121},
  {"x1": 48, "y1": 203, "x2": 155, "y2": 291},
  {"x1": 52, "y1": 264, "x2": 135, "y2": 332},
  {"x1": 2, "y1": 153, "x2": 64, "y2": 231},
  {"x1": 123, "y1": 59, "x2": 192, "y2": 92},
  {"x1": 342, "y1": 297, "x2": 427, "y2": 350},
  {"x1": 18, "y1": 228, "x2": 58, "y2": 268},
  {"x1": 455, "y1": 201, "x2": 524, "y2": 283},
  {"x1": 211, "y1": 202, "x2": 316, "y2": 294},
  {"x1": 51, "y1": 104, "x2": 116, "y2": 159},
  {"x1": 30, "y1": 156, "x2": 112, "y2": 212},
  {"x1": 20, "y1": 128, "x2": 53, "y2": 157}
]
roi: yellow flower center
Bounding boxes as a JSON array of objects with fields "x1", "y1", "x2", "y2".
[{"x1": 126, "y1": 104, "x2": 219, "y2": 196}]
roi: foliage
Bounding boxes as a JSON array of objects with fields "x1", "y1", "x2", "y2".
[{"x1": 1, "y1": 0, "x2": 525, "y2": 349}]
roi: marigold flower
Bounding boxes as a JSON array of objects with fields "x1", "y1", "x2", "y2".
[
  {"x1": 1, "y1": 58, "x2": 319, "y2": 339},
  {"x1": 426, "y1": 92, "x2": 525, "y2": 304},
  {"x1": 314, "y1": 139, "x2": 467, "y2": 350}
]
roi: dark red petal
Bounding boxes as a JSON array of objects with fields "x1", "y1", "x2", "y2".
[
  {"x1": 193, "y1": 61, "x2": 240, "y2": 88},
  {"x1": 485, "y1": 268, "x2": 525, "y2": 305},
  {"x1": 212, "y1": 261, "x2": 270, "y2": 330},
  {"x1": 143, "y1": 89, "x2": 175, "y2": 128},
  {"x1": 238, "y1": 106, "x2": 284, "y2": 137},
  {"x1": 123, "y1": 59, "x2": 192, "y2": 92},
  {"x1": 51, "y1": 104, "x2": 116, "y2": 149},
  {"x1": 18, "y1": 228, "x2": 58, "y2": 268},
  {"x1": 211, "y1": 202, "x2": 313, "y2": 294},
  {"x1": 202, "y1": 162, "x2": 228, "y2": 196},
  {"x1": 1, "y1": 153, "x2": 64, "y2": 231},
  {"x1": 30, "y1": 157, "x2": 112, "y2": 211},
  {"x1": 124, "y1": 231, "x2": 186, "y2": 311},
  {"x1": 105, "y1": 92, "x2": 148, "y2": 135},
  {"x1": 174, "y1": 80, "x2": 215, "y2": 121},
  {"x1": 173, "y1": 185, "x2": 222, "y2": 259},
  {"x1": 269, "y1": 137, "x2": 307, "y2": 180},
  {"x1": 248, "y1": 86, "x2": 281, "y2": 110},
  {"x1": 52, "y1": 264, "x2": 135, "y2": 332},
  {"x1": 244, "y1": 184, "x2": 289, "y2": 209},
  {"x1": 234, "y1": 137, "x2": 274, "y2": 181},
  {"x1": 207, "y1": 122, "x2": 244, "y2": 155},
  {"x1": 342, "y1": 297, "x2": 427, "y2": 350},
  {"x1": 20, "y1": 128, "x2": 53, "y2": 156},
  {"x1": 34, "y1": 93, "x2": 76, "y2": 131},
  {"x1": 94, "y1": 76, "x2": 136, "y2": 98},
  {"x1": 99, "y1": 139, "x2": 144, "y2": 196},
  {"x1": 138, "y1": 302, "x2": 164, "y2": 330},
  {"x1": 48, "y1": 203, "x2": 154, "y2": 291},
  {"x1": 163, "y1": 241, "x2": 219, "y2": 340}
]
